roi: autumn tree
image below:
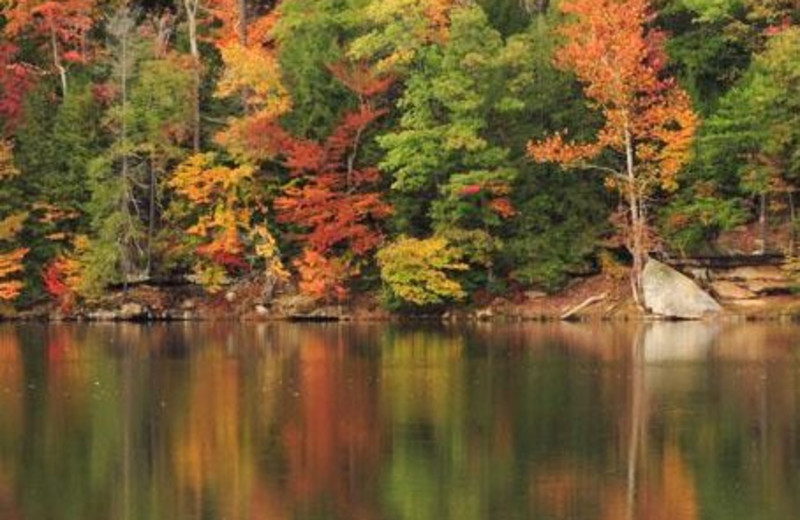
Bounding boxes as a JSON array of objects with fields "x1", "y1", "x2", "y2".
[
  {"x1": 213, "y1": 35, "x2": 291, "y2": 161},
  {"x1": 0, "y1": 43, "x2": 33, "y2": 133},
  {"x1": 528, "y1": 0, "x2": 698, "y2": 305},
  {"x1": 2, "y1": 0, "x2": 96, "y2": 97},
  {"x1": 0, "y1": 142, "x2": 27, "y2": 302},
  {"x1": 169, "y1": 152, "x2": 286, "y2": 293},
  {"x1": 151, "y1": 3, "x2": 289, "y2": 297},
  {"x1": 179, "y1": 0, "x2": 272, "y2": 152},
  {"x1": 0, "y1": 247, "x2": 28, "y2": 302},
  {"x1": 377, "y1": 235, "x2": 468, "y2": 306},
  {"x1": 273, "y1": 64, "x2": 393, "y2": 301},
  {"x1": 43, "y1": 237, "x2": 85, "y2": 311}
]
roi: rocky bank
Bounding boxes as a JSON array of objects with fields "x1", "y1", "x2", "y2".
[{"x1": 2, "y1": 260, "x2": 798, "y2": 323}]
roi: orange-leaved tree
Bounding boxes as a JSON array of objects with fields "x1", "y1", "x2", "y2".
[
  {"x1": 206, "y1": 0, "x2": 280, "y2": 48},
  {"x1": 213, "y1": 3, "x2": 291, "y2": 162},
  {"x1": 0, "y1": 248, "x2": 28, "y2": 302},
  {"x1": 527, "y1": 0, "x2": 698, "y2": 305},
  {"x1": 273, "y1": 64, "x2": 393, "y2": 302}
]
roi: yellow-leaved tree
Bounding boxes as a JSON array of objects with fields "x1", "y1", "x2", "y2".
[
  {"x1": 0, "y1": 141, "x2": 28, "y2": 302},
  {"x1": 169, "y1": 153, "x2": 287, "y2": 293},
  {"x1": 167, "y1": 6, "x2": 289, "y2": 296},
  {"x1": 377, "y1": 236, "x2": 468, "y2": 306},
  {"x1": 213, "y1": 7, "x2": 291, "y2": 162}
]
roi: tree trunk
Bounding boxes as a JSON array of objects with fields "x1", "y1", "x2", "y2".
[
  {"x1": 146, "y1": 157, "x2": 156, "y2": 276},
  {"x1": 184, "y1": 0, "x2": 201, "y2": 152},
  {"x1": 50, "y1": 25, "x2": 68, "y2": 97},
  {"x1": 759, "y1": 192, "x2": 767, "y2": 254},
  {"x1": 624, "y1": 122, "x2": 644, "y2": 308},
  {"x1": 789, "y1": 191, "x2": 796, "y2": 256},
  {"x1": 238, "y1": 0, "x2": 247, "y2": 46},
  {"x1": 120, "y1": 21, "x2": 130, "y2": 288}
]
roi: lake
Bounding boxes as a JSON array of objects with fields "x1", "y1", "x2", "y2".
[{"x1": 0, "y1": 322, "x2": 798, "y2": 520}]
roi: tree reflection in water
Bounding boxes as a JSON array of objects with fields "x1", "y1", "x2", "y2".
[{"x1": 0, "y1": 322, "x2": 797, "y2": 520}]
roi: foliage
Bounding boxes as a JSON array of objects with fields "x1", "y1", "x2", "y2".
[
  {"x1": 0, "y1": 247, "x2": 28, "y2": 301},
  {"x1": 375, "y1": 5, "x2": 536, "y2": 288},
  {"x1": 528, "y1": 0, "x2": 698, "y2": 300},
  {"x1": 349, "y1": 0, "x2": 459, "y2": 73},
  {"x1": 169, "y1": 153, "x2": 255, "y2": 291},
  {"x1": 0, "y1": 140, "x2": 18, "y2": 182},
  {"x1": 0, "y1": 141, "x2": 28, "y2": 302},
  {"x1": 377, "y1": 235, "x2": 468, "y2": 306},
  {"x1": 275, "y1": 104, "x2": 391, "y2": 256},
  {"x1": 273, "y1": 66, "x2": 393, "y2": 301},
  {"x1": 660, "y1": 183, "x2": 748, "y2": 254},
  {"x1": 0, "y1": 0, "x2": 795, "y2": 309},
  {"x1": 679, "y1": 26, "x2": 800, "y2": 252},
  {"x1": 294, "y1": 249, "x2": 351, "y2": 302},
  {"x1": 506, "y1": 171, "x2": 608, "y2": 291},
  {"x1": 214, "y1": 40, "x2": 292, "y2": 161},
  {"x1": 0, "y1": 43, "x2": 33, "y2": 133},
  {"x1": 270, "y1": 0, "x2": 355, "y2": 138},
  {"x1": 43, "y1": 239, "x2": 85, "y2": 311},
  {"x1": 529, "y1": 0, "x2": 697, "y2": 192},
  {"x1": 2, "y1": 0, "x2": 97, "y2": 96},
  {"x1": 699, "y1": 27, "x2": 800, "y2": 194}
]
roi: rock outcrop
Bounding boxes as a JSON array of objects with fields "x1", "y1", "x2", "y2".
[
  {"x1": 710, "y1": 265, "x2": 794, "y2": 299},
  {"x1": 643, "y1": 259, "x2": 722, "y2": 319}
]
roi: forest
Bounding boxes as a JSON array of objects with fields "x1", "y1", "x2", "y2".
[{"x1": 0, "y1": 0, "x2": 797, "y2": 313}]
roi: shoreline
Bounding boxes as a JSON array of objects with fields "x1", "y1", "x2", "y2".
[
  {"x1": 4, "y1": 295, "x2": 799, "y2": 325},
  {"x1": 3, "y1": 264, "x2": 799, "y2": 325}
]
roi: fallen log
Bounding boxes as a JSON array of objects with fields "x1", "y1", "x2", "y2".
[{"x1": 560, "y1": 292, "x2": 608, "y2": 321}]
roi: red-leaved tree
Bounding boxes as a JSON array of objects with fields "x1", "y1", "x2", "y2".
[
  {"x1": 3, "y1": 0, "x2": 96, "y2": 97},
  {"x1": 274, "y1": 64, "x2": 393, "y2": 301},
  {"x1": 0, "y1": 43, "x2": 33, "y2": 133}
]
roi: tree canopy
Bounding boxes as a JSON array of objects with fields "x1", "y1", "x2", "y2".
[{"x1": 0, "y1": 0, "x2": 796, "y2": 308}]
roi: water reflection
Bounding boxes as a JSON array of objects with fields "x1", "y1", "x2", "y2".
[{"x1": 0, "y1": 322, "x2": 798, "y2": 520}]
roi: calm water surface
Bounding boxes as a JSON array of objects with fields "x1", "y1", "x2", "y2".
[{"x1": 0, "y1": 322, "x2": 799, "y2": 520}]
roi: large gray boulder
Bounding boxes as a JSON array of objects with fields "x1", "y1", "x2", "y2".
[{"x1": 642, "y1": 259, "x2": 722, "y2": 319}]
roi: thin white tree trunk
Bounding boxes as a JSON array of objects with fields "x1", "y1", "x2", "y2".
[
  {"x1": 624, "y1": 122, "x2": 644, "y2": 308},
  {"x1": 184, "y1": 0, "x2": 201, "y2": 152},
  {"x1": 50, "y1": 25, "x2": 68, "y2": 97},
  {"x1": 120, "y1": 21, "x2": 131, "y2": 286}
]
